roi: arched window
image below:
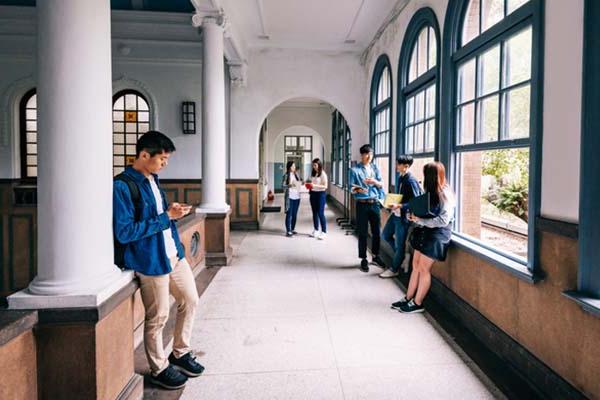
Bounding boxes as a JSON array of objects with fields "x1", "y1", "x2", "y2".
[
  {"x1": 398, "y1": 8, "x2": 441, "y2": 183},
  {"x1": 112, "y1": 90, "x2": 151, "y2": 175},
  {"x1": 370, "y1": 55, "x2": 392, "y2": 191},
  {"x1": 442, "y1": 0, "x2": 543, "y2": 272},
  {"x1": 19, "y1": 89, "x2": 37, "y2": 178}
]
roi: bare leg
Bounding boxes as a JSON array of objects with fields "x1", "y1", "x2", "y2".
[
  {"x1": 405, "y1": 250, "x2": 422, "y2": 300},
  {"x1": 414, "y1": 253, "x2": 435, "y2": 305}
]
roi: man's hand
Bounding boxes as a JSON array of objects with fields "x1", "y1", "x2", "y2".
[
  {"x1": 352, "y1": 186, "x2": 368, "y2": 194},
  {"x1": 390, "y1": 203, "x2": 401, "y2": 210},
  {"x1": 167, "y1": 203, "x2": 192, "y2": 220}
]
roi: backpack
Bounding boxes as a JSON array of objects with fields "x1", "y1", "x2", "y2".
[{"x1": 114, "y1": 172, "x2": 142, "y2": 268}]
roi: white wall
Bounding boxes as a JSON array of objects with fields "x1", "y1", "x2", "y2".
[
  {"x1": 0, "y1": 7, "x2": 206, "y2": 179},
  {"x1": 230, "y1": 47, "x2": 366, "y2": 179}
]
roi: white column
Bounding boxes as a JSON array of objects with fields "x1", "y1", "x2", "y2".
[
  {"x1": 10, "y1": 0, "x2": 128, "y2": 305},
  {"x1": 199, "y1": 17, "x2": 229, "y2": 212}
]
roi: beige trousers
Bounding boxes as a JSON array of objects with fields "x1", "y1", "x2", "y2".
[{"x1": 137, "y1": 257, "x2": 199, "y2": 375}]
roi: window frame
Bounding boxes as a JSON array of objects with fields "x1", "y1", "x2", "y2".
[
  {"x1": 440, "y1": 0, "x2": 545, "y2": 277},
  {"x1": 370, "y1": 54, "x2": 393, "y2": 190},
  {"x1": 19, "y1": 88, "x2": 38, "y2": 180},
  {"x1": 397, "y1": 8, "x2": 441, "y2": 164},
  {"x1": 112, "y1": 89, "x2": 151, "y2": 175}
]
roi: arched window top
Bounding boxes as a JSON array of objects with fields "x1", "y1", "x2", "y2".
[
  {"x1": 408, "y1": 26, "x2": 437, "y2": 83},
  {"x1": 462, "y1": 0, "x2": 529, "y2": 46},
  {"x1": 371, "y1": 55, "x2": 392, "y2": 108}
]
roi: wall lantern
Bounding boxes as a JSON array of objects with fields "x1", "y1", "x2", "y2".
[{"x1": 182, "y1": 101, "x2": 196, "y2": 134}]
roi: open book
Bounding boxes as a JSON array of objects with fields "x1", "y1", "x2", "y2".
[{"x1": 380, "y1": 193, "x2": 403, "y2": 209}]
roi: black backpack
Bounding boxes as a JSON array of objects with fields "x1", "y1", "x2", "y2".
[{"x1": 114, "y1": 173, "x2": 142, "y2": 268}]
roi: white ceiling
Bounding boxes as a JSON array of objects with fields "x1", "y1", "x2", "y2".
[{"x1": 219, "y1": 0, "x2": 404, "y2": 52}]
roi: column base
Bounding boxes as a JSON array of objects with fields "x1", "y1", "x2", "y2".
[
  {"x1": 33, "y1": 279, "x2": 141, "y2": 400},
  {"x1": 200, "y1": 209, "x2": 233, "y2": 267},
  {"x1": 7, "y1": 270, "x2": 135, "y2": 310}
]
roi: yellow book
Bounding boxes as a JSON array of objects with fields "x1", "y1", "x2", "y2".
[{"x1": 381, "y1": 193, "x2": 403, "y2": 209}]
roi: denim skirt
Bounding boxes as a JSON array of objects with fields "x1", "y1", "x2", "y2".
[{"x1": 410, "y1": 225, "x2": 452, "y2": 261}]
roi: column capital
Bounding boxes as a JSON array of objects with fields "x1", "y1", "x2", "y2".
[
  {"x1": 228, "y1": 60, "x2": 248, "y2": 88},
  {"x1": 191, "y1": 11, "x2": 228, "y2": 30}
]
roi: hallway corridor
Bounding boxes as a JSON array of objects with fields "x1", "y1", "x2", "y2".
[{"x1": 180, "y1": 196, "x2": 503, "y2": 399}]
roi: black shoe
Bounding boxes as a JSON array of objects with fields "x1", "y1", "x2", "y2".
[
  {"x1": 398, "y1": 299, "x2": 425, "y2": 314},
  {"x1": 390, "y1": 296, "x2": 410, "y2": 310},
  {"x1": 169, "y1": 352, "x2": 205, "y2": 377},
  {"x1": 371, "y1": 255, "x2": 386, "y2": 268},
  {"x1": 359, "y1": 258, "x2": 369, "y2": 273},
  {"x1": 150, "y1": 365, "x2": 188, "y2": 390},
  {"x1": 292, "y1": 230, "x2": 298, "y2": 235}
]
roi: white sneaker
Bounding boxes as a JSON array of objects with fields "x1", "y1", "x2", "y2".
[
  {"x1": 311, "y1": 230, "x2": 319, "y2": 238},
  {"x1": 317, "y1": 232, "x2": 326, "y2": 240},
  {"x1": 379, "y1": 269, "x2": 399, "y2": 278}
]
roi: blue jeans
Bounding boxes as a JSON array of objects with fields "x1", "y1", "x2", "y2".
[
  {"x1": 382, "y1": 214, "x2": 410, "y2": 272},
  {"x1": 309, "y1": 191, "x2": 327, "y2": 233},
  {"x1": 285, "y1": 198, "x2": 300, "y2": 233}
]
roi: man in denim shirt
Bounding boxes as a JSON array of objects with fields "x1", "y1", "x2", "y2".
[
  {"x1": 350, "y1": 144, "x2": 386, "y2": 272},
  {"x1": 380, "y1": 155, "x2": 422, "y2": 279},
  {"x1": 113, "y1": 131, "x2": 203, "y2": 390}
]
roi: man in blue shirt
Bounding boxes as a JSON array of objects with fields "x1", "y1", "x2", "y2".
[
  {"x1": 380, "y1": 155, "x2": 422, "y2": 278},
  {"x1": 113, "y1": 131, "x2": 203, "y2": 390},
  {"x1": 350, "y1": 144, "x2": 386, "y2": 272}
]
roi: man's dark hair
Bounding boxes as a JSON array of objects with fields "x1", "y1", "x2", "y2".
[
  {"x1": 136, "y1": 130, "x2": 176, "y2": 157},
  {"x1": 359, "y1": 144, "x2": 373, "y2": 154},
  {"x1": 397, "y1": 155, "x2": 414, "y2": 166}
]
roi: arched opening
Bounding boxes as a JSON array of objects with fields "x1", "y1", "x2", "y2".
[{"x1": 257, "y1": 97, "x2": 352, "y2": 215}]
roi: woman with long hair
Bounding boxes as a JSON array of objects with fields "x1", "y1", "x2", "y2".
[
  {"x1": 282, "y1": 160, "x2": 302, "y2": 237},
  {"x1": 393, "y1": 161, "x2": 455, "y2": 313},
  {"x1": 308, "y1": 158, "x2": 328, "y2": 239}
]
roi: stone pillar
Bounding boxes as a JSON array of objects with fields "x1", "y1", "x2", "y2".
[
  {"x1": 8, "y1": 1, "x2": 142, "y2": 398},
  {"x1": 196, "y1": 15, "x2": 232, "y2": 265},
  {"x1": 10, "y1": 0, "x2": 130, "y2": 304}
]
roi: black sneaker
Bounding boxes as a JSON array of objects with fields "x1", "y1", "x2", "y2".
[
  {"x1": 150, "y1": 365, "x2": 188, "y2": 390},
  {"x1": 398, "y1": 299, "x2": 425, "y2": 314},
  {"x1": 286, "y1": 231, "x2": 293, "y2": 237},
  {"x1": 390, "y1": 296, "x2": 410, "y2": 310},
  {"x1": 359, "y1": 258, "x2": 369, "y2": 273},
  {"x1": 371, "y1": 255, "x2": 386, "y2": 268},
  {"x1": 169, "y1": 352, "x2": 205, "y2": 377},
  {"x1": 292, "y1": 230, "x2": 298, "y2": 235}
]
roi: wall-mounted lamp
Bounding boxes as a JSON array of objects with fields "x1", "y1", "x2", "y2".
[{"x1": 182, "y1": 101, "x2": 196, "y2": 134}]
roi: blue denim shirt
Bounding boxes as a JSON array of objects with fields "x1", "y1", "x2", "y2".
[
  {"x1": 113, "y1": 166, "x2": 185, "y2": 276},
  {"x1": 350, "y1": 162, "x2": 385, "y2": 201}
]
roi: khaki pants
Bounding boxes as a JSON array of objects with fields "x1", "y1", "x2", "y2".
[{"x1": 137, "y1": 257, "x2": 199, "y2": 375}]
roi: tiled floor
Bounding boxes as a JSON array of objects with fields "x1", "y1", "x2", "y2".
[{"x1": 179, "y1": 194, "x2": 503, "y2": 400}]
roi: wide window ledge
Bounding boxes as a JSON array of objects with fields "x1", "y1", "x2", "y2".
[
  {"x1": 451, "y1": 235, "x2": 541, "y2": 284},
  {"x1": 563, "y1": 291, "x2": 600, "y2": 318}
]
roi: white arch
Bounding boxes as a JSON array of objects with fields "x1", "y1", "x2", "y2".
[{"x1": 112, "y1": 74, "x2": 159, "y2": 130}]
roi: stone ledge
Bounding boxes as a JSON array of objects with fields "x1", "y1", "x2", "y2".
[{"x1": 0, "y1": 310, "x2": 38, "y2": 346}]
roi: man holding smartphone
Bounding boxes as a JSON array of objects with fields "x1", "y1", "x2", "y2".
[
  {"x1": 113, "y1": 131, "x2": 203, "y2": 390},
  {"x1": 349, "y1": 144, "x2": 386, "y2": 273}
]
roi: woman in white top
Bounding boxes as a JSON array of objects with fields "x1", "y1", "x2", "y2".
[
  {"x1": 282, "y1": 161, "x2": 302, "y2": 237},
  {"x1": 308, "y1": 158, "x2": 328, "y2": 239}
]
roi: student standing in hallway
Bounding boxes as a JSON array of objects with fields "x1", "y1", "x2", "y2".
[
  {"x1": 393, "y1": 161, "x2": 455, "y2": 313},
  {"x1": 380, "y1": 156, "x2": 422, "y2": 278},
  {"x1": 113, "y1": 131, "x2": 204, "y2": 390},
  {"x1": 308, "y1": 158, "x2": 328, "y2": 239},
  {"x1": 350, "y1": 144, "x2": 386, "y2": 272},
  {"x1": 282, "y1": 160, "x2": 302, "y2": 237}
]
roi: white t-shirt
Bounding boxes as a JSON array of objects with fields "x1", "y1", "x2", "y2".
[
  {"x1": 149, "y1": 176, "x2": 178, "y2": 259},
  {"x1": 288, "y1": 173, "x2": 300, "y2": 200},
  {"x1": 311, "y1": 171, "x2": 328, "y2": 192}
]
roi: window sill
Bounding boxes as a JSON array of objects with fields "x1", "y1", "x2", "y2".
[
  {"x1": 562, "y1": 291, "x2": 600, "y2": 318},
  {"x1": 451, "y1": 235, "x2": 542, "y2": 284}
]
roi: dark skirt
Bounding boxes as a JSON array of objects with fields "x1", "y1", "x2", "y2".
[{"x1": 410, "y1": 225, "x2": 452, "y2": 261}]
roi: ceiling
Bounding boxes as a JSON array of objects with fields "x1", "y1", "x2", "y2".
[{"x1": 218, "y1": 0, "x2": 405, "y2": 52}]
